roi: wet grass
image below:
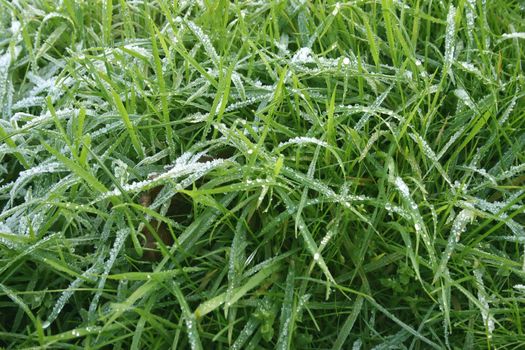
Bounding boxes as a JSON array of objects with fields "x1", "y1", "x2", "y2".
[{"x1": 0, "y1": 0, "x2": 524, "y2": 348}]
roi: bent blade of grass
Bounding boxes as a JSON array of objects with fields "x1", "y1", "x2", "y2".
[
  {"x1": 103, "y1": 280, "x2": 158, "y2": 331},
  {"x1": 0, "y1": 283, "x2": 37, "y2": 325},
  {"x1": 0, "y1": 232, "x2": 66, "y2": 276},
  {"x1": 409, "y1": 132, "x2": 453, "y2": 187},
  {"x1": 106, "y1": 268, "x2": 202, "y2": 281},
  {"x1": 277, "y1": 188, "x2": 335, "y2": 283},
  {"x1": 195, "y1": 259, "x2": 282, "y2": 319},
  {"x1": 169, "y1": 193, "x2": 237, "y2": 258},
  {"x1": 41, "y1": 140, "x2": 108, "y2": 193},
  {"x1": 43, "y1": 324, "x2": 117, "y2": 344},
  {"x1": 0, "y1": 125, "x2": 29, "y2": 168}
]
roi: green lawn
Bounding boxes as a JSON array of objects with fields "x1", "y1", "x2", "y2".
[{"x1": 1, "y1": 0, "x2": 524, "y2": 348}]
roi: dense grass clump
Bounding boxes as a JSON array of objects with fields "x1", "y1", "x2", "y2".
[{"x1": 1, "y1": 0, "x2": 524, "y2": 348}]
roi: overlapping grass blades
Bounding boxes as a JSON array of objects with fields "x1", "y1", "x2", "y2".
[{"x1": 0, "y1": 0, "x2": 524, "y2": 348}]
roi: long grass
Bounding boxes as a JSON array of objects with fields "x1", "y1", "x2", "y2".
[{"x1": 1, "y1": 0, "x2": 524, "y2": 348}]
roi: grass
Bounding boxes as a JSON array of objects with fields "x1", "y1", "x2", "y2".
[{"x1": 0, "y1": 0, "x2": 524, "y2": 348}]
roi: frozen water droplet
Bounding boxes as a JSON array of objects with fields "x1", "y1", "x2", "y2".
[
  {"x1": 343, "y1": 57, "x2": 350, "y2": 65},
  {"x1": 313, "y1": 253, "x2": 320, "y2": 261},
  {"x1": 247, "y1": 149, "x2": 254, "y2": 155}
]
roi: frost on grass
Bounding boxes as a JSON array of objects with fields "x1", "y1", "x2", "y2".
[
  {"x1": 454, "y1": 89, "x2": 476, "y2": 110},
  {"x1": 184, "y1": 314, "x2": 202, "y2": 350},
  {"x1": 471, "y1": 195, "x2": 525, "y2": 269},
  {"x1": 409, "y1": 133, "x2": 439, "y2": 163},
  {"x1": 456, "y1": 61, "x2": 486, "y2": 82},
  {"x1": 8, "y1": 162, "x2": 65, "y2": 206},
  {"x1": 473, "y1": 268, "x2": 495, "y2": 338},
  {"x1": 499, "y1": 95, "x2": 518, "y2": 125},
  {"x1": 0, "y1": 0, "x2": 523, "y2": 347},
  {"x1": 18, "y1": 107, "x2": 79, "y2": 129},
  {"x1": 0, "y1": 51, "x2": 13, "y2": 116},
  {"x1": 186, "y1": 21, "x2": 219, "y2": 66},
  {"x1": 500, "y1": 33, "x2": 525, "y2": 40},
  {"x1": 514, "y1": 285, "x2": 525, "y2": 293},
  {"x1": 465, "y1": 0, "x2": 476, "y2": 45},
  {"x1": 276, "y1": 267, "x2": 294, "y2": 350},
  {"x1": 292, "y1": 47, "x2": 315, "y2": 64},
  {"x1": 435, "y1": 209, "x2": 475, "y2": 281},
  {"x1": 99, "y1": 154, "x2": 227, "y2": 200},
  {"x1": 496, "y1": 163, "x2": 525, "y2": 182},
  {"x1": 226, "y1": 219, "x2": 247, "y2": 312},
  {"x1": 43, "y1": 260, "x2": 103, "y2": 329},
  {"x1": 444, "y1": 5, "x2": 456, "y2": 73},
  {"x1": 278, "y1": 136, "x2": 328, "y2": 149},
  {"x1": 355, "y1": 83, "x2": 394, "y2": 131},
  {"x1": 465, "y1": 165, "x2": 497, "y2": 185},
  {"x1": 437, "y1": 127, "x2": 465, "y2": 160},
  {"x1": 88, "y1": 228, "x2": 129, "y2": 321},
  {"x1": 393, "y1": 176, "x2": 436, "y2": 265}
]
